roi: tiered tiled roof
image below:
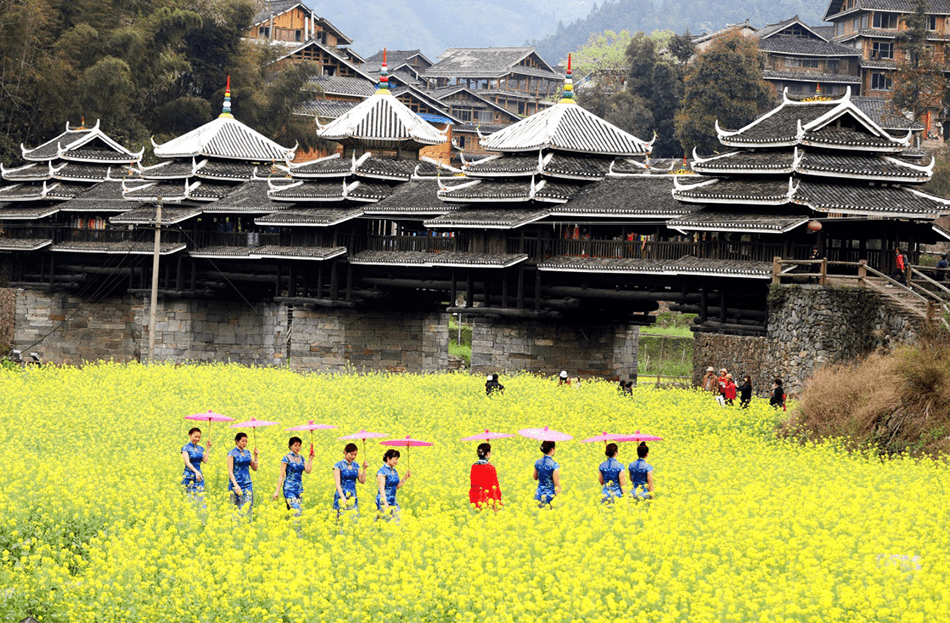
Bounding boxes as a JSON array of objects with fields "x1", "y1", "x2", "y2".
[{"x1": 674, "y1": 89, "x2": 950, "y2": 225}]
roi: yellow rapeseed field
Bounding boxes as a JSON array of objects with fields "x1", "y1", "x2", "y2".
[{"x1": 0, "y1": 363, "x2": 947, "y2": 622}]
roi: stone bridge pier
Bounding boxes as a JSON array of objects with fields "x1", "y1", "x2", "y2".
[{"x1": 469, "y1": 317, "x2": 640, "y2": 380}]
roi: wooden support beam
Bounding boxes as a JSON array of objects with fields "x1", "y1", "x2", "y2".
[
  {"x1": 465, "y1": 272, "x2": 473, "y2": 308},
  {"x1": 330, "y1": 261, "x2": 339, "y2": 300},
  {"x1": 346, "y1": 263, "x2": 353, "y2": 303},
  {"x1": 517, "y1": 267, "x2": 525, "y2": 309}
]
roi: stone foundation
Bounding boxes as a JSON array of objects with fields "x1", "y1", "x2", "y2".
[
  {"x1": 693, "y1": 284, "x2": 923, "y2": 396},
  {"x1": 11, "y1": 289, "x2": 448, "y2": 372},
  {"x1": 471, "y1": 318, "x2": 639, "y2": 379},
  {"x1": 286, "y1": 308, "x2": 448, "y2": 373}
]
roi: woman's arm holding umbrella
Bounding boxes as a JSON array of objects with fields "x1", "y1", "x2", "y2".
[
  {"x1": 250, "y1": 449, "x2": 259, "y2": 471},
  {"x1": 227, "y1": 453, "x2": 242, "y2": 497},
  {"x1": 304, "y1": 447, "x2": 314, "y2": 474},
  {"x1": 201, "y1": 440, "x2": 211, "y2": 463},
  {"x1": 357, "y1": 460, "x2": 368, "y2": 484},
  {"x1": 553, "y1": 468, "x2": 561, "y2": 496},
  {"x1": 272, "y1": 461, "x2": 287, "y2": 500},
  {"x1": 182, "y1": 450, "x2": 202, "y2": 482},
  {"x1": 396, "y1": 469, "x2": 411, "y2": 488}
]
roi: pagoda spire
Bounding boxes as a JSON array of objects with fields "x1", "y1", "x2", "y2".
[
  {"x1": 559, "y1": 53, "x2": 574, "y2": 104},
  {"x1": 377, "y1": 48, "x2": 390, "y2": 94},
  {"x1": 220, "y1": 75, "x2": 233, "y2": 118}
]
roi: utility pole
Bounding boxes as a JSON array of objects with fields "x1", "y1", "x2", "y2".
[{"x1": 148, "y1": 197, "x2": 162, "y2": 363}]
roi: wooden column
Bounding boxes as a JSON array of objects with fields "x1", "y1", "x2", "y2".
[
  {"x1": 345, "y1": 263, "x2": 353, "y2": 303},
  {"x1": 534, "y1": 268, "x2": 541, "y2": 311},
  {"x1": 465, "y1": 271, "x2": 474, "y2": 308},
  {"x1": 517, "y1": 267, "x2": 525, "y2": 309},
  {"x1": 699, "y1": 280, "x2": 708, "y2": 323},
  {"x1": 719, "y1": 285, "x2": 726, "y2": 327},
  {"x1": 275, "y1": 264, "x2": 281, "y2": 297},
  {"x1": 330, "y1": 261, "x2": 339, "y2": 300},
  {"x1": 502, "y1": 274, "x2": 509, "y2": 308},
  {"x1": 450, "y1": 268, "x2": 457, "y2": 307},
  {"x1": 316, "y1": 265, "x2": 324, "y2": 299}
]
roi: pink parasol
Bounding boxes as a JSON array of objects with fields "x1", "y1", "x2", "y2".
[
  {"x1": 580, "y1": 431, "x2": 631, "y2": 443},
  {"x1": 380, "y1": 435, "x2": 433, "y2": 469},
  {"x1": 518, "y1": 426, "x2": 573, "y2": 442},
  {"x1": 339, "y1": 429, "x2": 388, "y2": 457},
  {"x1": 461, "y1": 430, "x2": 514, "y2": 441},
  {"x1": 184, "y1": 410, "x2": 234, "y2": 445},
  {"x1": 286, "y1": 421, "x2": 337, "y2": 454},
  {"x1": 229, "y1": 418, "x2": 280, "y2": 452},
  {"x1": 616, "y1": 430, "x2": 664, "y2": 442}
]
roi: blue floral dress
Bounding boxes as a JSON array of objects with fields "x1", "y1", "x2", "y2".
[
  {"x1": 282, "y1": 452, "x2": 306, "y2": 512},
  {"x1": 375, "y1": 464, "x2": 400, "y2": 510},
  {"x1": 534, "y1": 455, "x2": 560, "y2": 506},
  {"x1": 628, "y1": 458, "x2": 654, "y2": 499},
  {"x1": 599, "y1": 457, "x2": 624, "y2": 501},
  {"x1": 333, "y1": 459, "x2": 361, "y2": 511},
  {"x1": 228, "y1": 447, "x2": 253, "y2": 511},
  {"x1": 181, "y1": 442, "x2": 205, "y2": 492}
]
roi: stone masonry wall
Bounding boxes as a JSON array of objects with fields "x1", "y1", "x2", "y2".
[
  {"x1": 286, "y1": 308, "x2": 448, "y2": 373},
  {"x1": 12, "y1": 289, "x2": 449, "y2": 372},
  {"x1": 693, "y1": 284, "x2": 922, "y2": 397},
  {"x1": 13, "y1": 289, "x2": 141, "y2": 364},
  {"x1": 471, "y1": 318, "x2": 639, "y2": 379}
]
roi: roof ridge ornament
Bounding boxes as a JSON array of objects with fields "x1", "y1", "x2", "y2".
[
  {"x1": 219, "y1": 76, "x2": 234, "y2": 119},
  {"x1": 558, "y1": 53, "x2": 575, "y2": 104},
  {"x1": 376, "y1": 48, "x2": 391, "y2": 94}
]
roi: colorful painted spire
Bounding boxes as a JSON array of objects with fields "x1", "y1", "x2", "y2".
[
  {"x1": 377, "y1": 48, "x2": 390, "y2": 94},
  {"x1": 220, "y1": 75, "x2": 233, "y2": 118},
  {"x1": 559, "y1": 53, "x2": 574, "y2": 104},
  {"x1": 816, "y1": 82, "x2": 821, "y2": 96}
]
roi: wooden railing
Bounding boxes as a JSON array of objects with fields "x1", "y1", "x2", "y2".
[
  {"x1": 772, "y1": 257, "x2": 950, "y2": 329},
  {"x1": 507, "y1": 238, "x2": 813, "y2": 263}
]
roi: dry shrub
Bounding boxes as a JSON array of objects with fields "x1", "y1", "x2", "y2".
[{"x1": 780, "y1": 330, "x2": 950, "y2": 456}]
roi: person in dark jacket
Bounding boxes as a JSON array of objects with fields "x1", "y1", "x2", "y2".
[
  {"x1": 936, "y1": 254, "x2": 948, "y2": 282},
  {"x1": 770, "y1": 378, "x2": 785, "y2": 409},
  {"x1": 738, "y1": 375, "x2": 753, "y2": 409},
  {"x1": 485, "y1": 373, "x2": 505, "y2": 396}
]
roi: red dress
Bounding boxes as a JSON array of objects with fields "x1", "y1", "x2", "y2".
[{"x1": 469, "y1": 462, "x2": 502, "y2": 508}]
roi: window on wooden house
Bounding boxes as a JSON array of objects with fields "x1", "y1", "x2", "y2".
[
  {"x1": 871, "y1": 41, "x2": 893, "y2": 59},
  {"x1": 928, "y1": 15, "x2": 939, "y2": 30},
  {"x1": 872, "y1": 13, "x2": 898, "y2": 29},
  {"x1": 827, "y1": 59, "x2": 839, "y2": 72},
  {"x1": 295, "y1": 30, "x2": 302, "y2": 42},
  {"x1": 870, "y1": 72, "x2": 893, "y2": 90},
  {"x1": 259, "y1": 26, "x2": 270, "y2": 37},
  {"x1": 835, "y1": 22, "x2": 844, "y2": 36},
  {"x1": 861, "y1": 14, "x2": 868, "y2": 29}
]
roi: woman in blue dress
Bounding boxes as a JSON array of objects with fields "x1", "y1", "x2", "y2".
[
  {"x1": 533, "y1": 440, "x2": 561, "y2": 507},
  {"x1": 628, "y1": 442, "x2": 655, "y2": 499},
  {"x1": 227, "y1": 432, "x2": 258, "y2": 514},
  {"x1": 272, "y1": 436, "x2": 313, "y2": 516},
  {"x1": 598, "y1": 442, "x2": 626, "y2": 502},
  {"x1": 376, "y1": 449, "x2": 411, "y2": 521},
  {"x1": 181, "y1": 427, "x2": 211, "y2": 495},
  {"x1": 333, "y1": 442, "x2": 368, "y2": 517}
]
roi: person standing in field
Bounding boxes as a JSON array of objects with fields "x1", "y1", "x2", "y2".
[
  {"x1": 533, "y1": 441, "x2": 561, "y2": 507},
  {"x1": 485, "y1": 373, "x2": 505, "y2": 396},
  {"x1": 227, "y1": 432, "x2": 258, "y2": 515},
  {"x1": 333, "y1": 443, "x2": 367, "y2": 518},
  {"x1": 181, "y1": 427, "x2": 211, "y2": 496},
  {"x1": 599, "y1": 442, "x2": 626, "y2": 502},
  {"x1": 770, "y1": 379, "x2": 786, "y2": 410},
  {"x1": 628, "y1": 442, "x2": 655, "y2": 500},
  {"x1": 717, "y1": 368, "x2": 729, "y2": 405},
  {"x1": 738, "y1": 375, "x2": 753, "y2": 409},
  {"x1": 724, "y1": 373, "x2": 737, "y2": 406},
  {"x1": 701, "y1": 367, "x2": 717, "y2": 393},
  {"x1": 377, "y1": 448, "x2": 411, "y2": 521},
  {"x1": 469, "y1": 443, "x2": 502, "y2": 509},
  {"x1": 273, "y1": 436, "x2": 313, "y2": 516}
]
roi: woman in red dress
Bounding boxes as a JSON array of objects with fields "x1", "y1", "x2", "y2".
[{"x1": 469, "y1": 443, "x2": 502, "y2": 509}]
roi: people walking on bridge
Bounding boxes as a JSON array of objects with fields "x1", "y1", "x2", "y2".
[
  {"x1": 936, "y1": 254, "x2": 948, "y2": 282},
  {"x1": 895, "y1": 248, "x2": 907, "y2": 285}
]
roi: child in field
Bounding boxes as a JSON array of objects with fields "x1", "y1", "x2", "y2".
[{"x1": 770, "y1": 379, "x2": 786, "y2": 410}]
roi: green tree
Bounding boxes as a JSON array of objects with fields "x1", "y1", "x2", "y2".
[
  {"x1": 572, "y1": 30, "x2": 632, "y2": 91},
  {"x1": 675, "y1": 31, "x2": 773, "y2": 155}
]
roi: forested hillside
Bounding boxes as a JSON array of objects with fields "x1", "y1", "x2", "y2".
[
  {"x1": 532, "y1": 0, "x2": 828, "y2": 64},
  {"x1": 0, "y1": 0, "x2": 319, "y2": 165}
]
